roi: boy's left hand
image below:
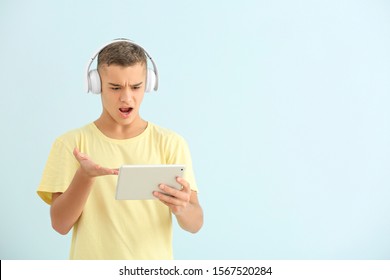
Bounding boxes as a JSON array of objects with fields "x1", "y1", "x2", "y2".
[{"x1": 153, "y1": 177, "x2": 192, "y2": 216}]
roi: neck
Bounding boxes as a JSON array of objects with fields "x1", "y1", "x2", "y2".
[{"x1": 94, "y1": 116, "x2": 148, "y2": 140}]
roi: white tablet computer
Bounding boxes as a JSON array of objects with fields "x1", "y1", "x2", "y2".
[{"x1": 115, "y1": 164, "x2": 185, "y2": 200}]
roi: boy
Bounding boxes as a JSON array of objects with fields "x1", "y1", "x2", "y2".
[{"x1": 37, "y1": 39, "x2": 203, "y2": 259}]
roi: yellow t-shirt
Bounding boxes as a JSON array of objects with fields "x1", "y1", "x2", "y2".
[{"x1": 37, "y1": 122, "x2": 197, "y2": 260}]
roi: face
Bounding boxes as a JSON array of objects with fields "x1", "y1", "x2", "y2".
[{"x1": 98, "y1": 63, "x2": 147, "y2": 127}]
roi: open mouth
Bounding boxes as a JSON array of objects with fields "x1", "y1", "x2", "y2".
[{"x1": 119, "y1": 107, "x2": 133, "y2": 117}]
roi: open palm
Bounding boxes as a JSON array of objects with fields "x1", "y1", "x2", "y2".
[{"x1": 73, "y1": 147, "x2": 118, "y2": 178}]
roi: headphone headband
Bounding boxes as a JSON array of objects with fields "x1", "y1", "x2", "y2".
[{"x1": 86, "y1": 38, "x2": 159, "y2": 93}]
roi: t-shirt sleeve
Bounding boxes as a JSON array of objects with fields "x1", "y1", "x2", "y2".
[{"x1": 37, "y1": 138, "x2": 79, "y2": 205}]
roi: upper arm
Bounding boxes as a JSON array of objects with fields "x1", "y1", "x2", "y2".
[{"x1": 51, "y1": 192, "x2": 62, "y2": 205}]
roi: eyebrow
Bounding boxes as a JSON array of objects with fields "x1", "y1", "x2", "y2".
[{"x1": 108, "y1": 82, "x2": 143, "y2": 87}]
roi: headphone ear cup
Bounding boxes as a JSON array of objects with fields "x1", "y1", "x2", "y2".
[
  {"x1": 88, "y1": 69, "x2": 101, "y2": 94},
  {"x1": 145, "y1": 68, "x2": 156, "y2": 92}
]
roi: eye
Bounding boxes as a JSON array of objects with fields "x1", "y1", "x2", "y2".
[
  {"x1": 132, "y1": 85, "x2": 141, "y2": 90},
  {"x1": 110, "y1": 87, "x2": 121, "y2": 91}
]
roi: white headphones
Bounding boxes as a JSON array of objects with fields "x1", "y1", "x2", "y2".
[{"x1": 86, "y1": 38, "x2": 159, "y2": 94}]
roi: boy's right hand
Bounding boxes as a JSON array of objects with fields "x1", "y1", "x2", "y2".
[{"x1": 73, "y1": 147, "x2": 119, "y2": 178}]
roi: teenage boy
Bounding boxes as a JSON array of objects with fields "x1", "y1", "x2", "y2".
[{"x1": 37, "y1": 39, "x2": 203, "y2": 259}]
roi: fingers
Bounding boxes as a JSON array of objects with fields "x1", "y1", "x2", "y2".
[
  {"x1": 92, "y1": 164, "x2": 119, "y2": 175},
  {"x1": 99, "y1": 166, "x2": 119, "y2": 175},
  {"x1": 72, "y1": 147, "x2": 118, "y2": 176},
  {"x1": 153, "y1": 177, "x2": 191, "y2": 213},
  {"x1": 158, "y1": 177, "x2": 190, "y2": 199},
  {"x1": 176, "y1": 177, "x2": 191, "y2": 193},
  {"x1": 73, "y1": 147, "x2": 88, "y2": 162}
]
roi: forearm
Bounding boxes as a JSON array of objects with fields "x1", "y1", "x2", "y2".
[
  {"x1": 50, "y1": 168, "x2": 95, "y2": 235},
  {"x1": 175, "y1": 201, "x2": 204, "y2": 234}
]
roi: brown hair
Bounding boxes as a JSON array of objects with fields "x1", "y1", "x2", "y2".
[{"x1": 97, "y1": 41, "x2": 147, "y2": 69}]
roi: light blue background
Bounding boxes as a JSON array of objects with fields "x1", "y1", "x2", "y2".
[{"x1": 1, "y1": 0, "x2": 389, "y2": 260}]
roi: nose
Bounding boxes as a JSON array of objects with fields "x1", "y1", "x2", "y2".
[{"x1": 120, "y1": 87, "x2": 133, "y2": 102}]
